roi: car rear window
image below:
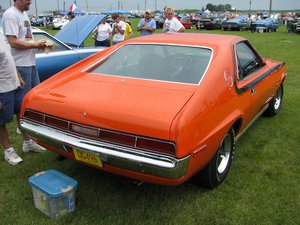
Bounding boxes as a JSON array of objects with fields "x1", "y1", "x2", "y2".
[{"x1": 89, "y1": 44, "x2": 212, "y2": 84}]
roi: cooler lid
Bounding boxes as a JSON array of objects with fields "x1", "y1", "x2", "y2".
[{"x1": 28, "y1": 169, "x2": 78, "y2": 197}]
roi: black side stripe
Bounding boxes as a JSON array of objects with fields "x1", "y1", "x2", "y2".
[{"x1": 235, "y1": 62, "x2": 285, "y2": 95}]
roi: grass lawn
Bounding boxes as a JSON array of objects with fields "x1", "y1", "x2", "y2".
[{"x1": 1, "y1": 20, "x2": 299, "y2": 225}]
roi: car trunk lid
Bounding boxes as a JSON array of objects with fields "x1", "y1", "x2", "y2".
[{"x1": 26, "y1": 73, "x2": 196, "y2": 140}]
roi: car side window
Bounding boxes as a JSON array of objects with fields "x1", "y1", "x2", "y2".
[
  {"x1": 236, "y1": 42, "x2": 262, "y2": 80},
  {"x1": 33, "y1": 33, "x2": 69, "y2": 52}
]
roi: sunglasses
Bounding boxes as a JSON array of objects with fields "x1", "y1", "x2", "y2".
[{"x1": 167, "y1": 13, "x2": 174, "y2": 15}]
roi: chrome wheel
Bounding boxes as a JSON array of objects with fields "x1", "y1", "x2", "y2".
[
  {"x1": 274, "y1": 87, "x2": 282, "y2": 110},
  {"x1": 194, "y1": 128, "x2": 235, "y2": 188},
  {"x1": 216, "y1": 133, "x2": 232, "y2": 181},
  {"x1": 264, "y1": 84, "x2": 283, "y2": 117}
]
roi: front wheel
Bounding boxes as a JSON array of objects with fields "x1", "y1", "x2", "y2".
[
  {"x1": 194, "y1": 128, "x2": 235, "y2": 189},
  {"x1": 264, "y1": 84, "x2": 283, "y2": 117}
]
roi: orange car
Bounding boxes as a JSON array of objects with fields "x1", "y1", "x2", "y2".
[{"x1": 20, "y1": 33, "x2": 286, "y2": 188}]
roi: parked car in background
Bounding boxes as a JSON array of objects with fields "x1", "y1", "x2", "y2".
[
  {"x1": 250, "y1": 18, "x2": 279, "y2": 32},
  {"x1": 190, "y1": 13, "x2": 201, "y2": 25},
  {"x1": 287, "y1": 17, "x2": 300, "y2": 33},
  {"x1": 196, "y1": 15, "x2": 222, "y2": 30},
  {"x1": 222, "y1": 15, "x2": 248, "y2": 31},
  {"x1": 154, "y1": 14, "x2": 165, "y2": 28},
  {"x1": 296, "y1": 18, "x2": 300, "y2": 33},
  {"x1": 31, "y1": 17, "x2": 44, "y2": 26},
  {"x1": 176, "y1": 16, "x2": 192, "y2": 29},
  {"x1": 52, "y1": 17, "x2": 69, "y2": 29},
  {"x1": 20, "y1": 33, "x2": 286, "y2": 188}
]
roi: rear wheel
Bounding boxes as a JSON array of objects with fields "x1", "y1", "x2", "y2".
[
  {"x1": 194, "y1": 128, "x2": 235, "y2": 188},
  {"x1": 264, "y1": 84, "x2": 283, "y2": 117}
]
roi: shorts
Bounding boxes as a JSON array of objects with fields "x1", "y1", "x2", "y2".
[
  {"x1": 0, "y1": 87, "x2": 24, "y2": 125},
  {"x1": 95, "y1": 39, "x2": 111, "y2": 47},
  {"x1": 17, "y1": 66, "x2": 40, "y2": 96}
]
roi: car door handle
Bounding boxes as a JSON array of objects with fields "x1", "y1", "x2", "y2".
[{"x1": 251, "y1": 87, "x2": 256, "y2": 94}]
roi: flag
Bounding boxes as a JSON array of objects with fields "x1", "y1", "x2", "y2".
[{"x1": 69, "y1": 0, "x2": 77, "y2": 12}]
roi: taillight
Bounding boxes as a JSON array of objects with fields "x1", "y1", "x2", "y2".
[
  {"x1": 23, "y1": 110, "x2": 176, "y2": 155},
  {"x1": 24, "y1": 110, "x2": 44, "y2": 122},
  {"x1": 45, "y1": 116, "x2": 69, "y2": 130},
  {"x1": 136, "y1": 138, "x2": 176, "y2": 155},
  {"x1": 70, "y1": 124, "x2": 99, "y2": 138},
  {"x1": 99, "y1": 130, "x2": 136, "y2": 146}
]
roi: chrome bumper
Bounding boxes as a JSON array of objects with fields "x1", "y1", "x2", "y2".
[{"x1": 20, "y1": 119, "x2": 190, "y2": 180}]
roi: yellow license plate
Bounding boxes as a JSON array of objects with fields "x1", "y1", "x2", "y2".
[{"x1": 73, "y1": 149, "x2": 103, "y2": 167}]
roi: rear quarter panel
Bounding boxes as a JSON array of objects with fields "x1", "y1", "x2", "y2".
[{"x1": 170, "y1": 42, "x2": 240, "y2": 177}]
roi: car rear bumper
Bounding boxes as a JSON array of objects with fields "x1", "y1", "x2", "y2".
[{"x1": 20, "y1": 119, "x2": 190, "y2": 180}]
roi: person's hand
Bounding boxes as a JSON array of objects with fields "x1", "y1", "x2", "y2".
[
  {"x1": 16, "y1": 69, "x2": 25, "y2": 88},
  {"x1": 35, "y1": 39, "x2": 47, "y2": 49},
  {"x1": 19, "y1": 77, "x2": 25, "y2": 88}
]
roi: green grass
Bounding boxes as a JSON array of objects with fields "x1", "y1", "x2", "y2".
[{"x1": 1, "y1": 21, "x2": 300, "y2": 224}]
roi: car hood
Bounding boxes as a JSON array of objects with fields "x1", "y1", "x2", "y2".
[
  {"x1": 55, "y1": 15, "x2": 106, "y2": 47},
  {"x1": 26, "y1": 74, "x2": 195, "y2": 139}
]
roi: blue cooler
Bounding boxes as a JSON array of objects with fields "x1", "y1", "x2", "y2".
[{"x1": 28, "y1": 169, "x2": 78, "y2": 219}]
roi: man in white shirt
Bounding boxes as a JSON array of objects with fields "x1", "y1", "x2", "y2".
[
  {"x1": 3, "y1": 0, "x2": 46, "y2": 96},
  {"x1": 163, "y1": 6, "x2": 185, "y2": 33},
  {"x1": 111, "y1": 14, "x2": 126, "y2": 45},
  {"x1": 2, "y1": 0, "x2": 47, "y2": 160}
]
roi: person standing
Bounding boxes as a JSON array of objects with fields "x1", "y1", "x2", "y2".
[
  {"x1": 163, "y1": 6, "x2": 185, "y2": 33},
  {"x1": 137, "y1": 10, "x2": 156, "y2": 36},
  {"x1": 93, "y1": 19, "x2": 112, "y2": 47},
  {"x1": 120, "y1": 15, "x2": 132, "y2": 40},
  {"x1": 247, "y1": 14, "x2": 252, "y2": 31},
  {"x1": 0, "y1": 33, "x2": 45, "y2": 165},
  {"x1": 111, "y1": 14, "x2": 126, "y2": 45},
  {"x1": 2, "y1": 0, "x2": 47, "y2": 156},
  {"x1": 3, "y1": 0, "x2": 47, "y2": 96}
]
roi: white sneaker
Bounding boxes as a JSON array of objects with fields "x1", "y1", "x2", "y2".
[
  {"x1": 23, "y1": 141, "x2": 47, "y2": 153},
  {"x1": 16, "y1": 127, "x2": 22, "y2": 135},
  {"x1": 4, "y1": 148, "x2": 23, "y2": 165}
]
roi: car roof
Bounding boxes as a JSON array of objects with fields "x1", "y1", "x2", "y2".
[{"x1": 126, "y1": 33, "x2": 244, "y2": 49}]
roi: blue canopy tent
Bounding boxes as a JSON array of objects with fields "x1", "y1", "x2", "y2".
[
  {"x1": 60, "y1": 9, "x2": 87, "y2": 16},
  {"x1": 101, "y1": 10, "x2": 130, "y2": 15}
]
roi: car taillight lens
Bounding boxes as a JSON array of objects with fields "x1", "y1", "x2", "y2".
[
  {"x1": 99, "y1": 130, "x2": 136, "y2": 146},
  {"x1": 45, "y1": 116, "x2": 69, "y2": 130},
  {"x1": 136, "y1": 138, "x2": 176, "y2": 155},
  {"x1": 24, "y1": 110, "x2": 44, "y2": 122}
]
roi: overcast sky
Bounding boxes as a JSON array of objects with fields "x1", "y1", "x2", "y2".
[{"x1": 1, "y1": 0, "x2": 300, "y2": 14}]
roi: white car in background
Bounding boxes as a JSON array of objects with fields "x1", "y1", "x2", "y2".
[{"x1": 53, "y1": 16, "x2": 69, "y2": 29}]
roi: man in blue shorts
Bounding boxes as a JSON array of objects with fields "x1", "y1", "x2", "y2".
[{"x1": 0, "y1": 32, "x2": 45, "y2": 165}]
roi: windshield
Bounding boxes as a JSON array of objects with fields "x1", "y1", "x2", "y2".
[{"x1": 89, "y1": 44, "x2": 212, "y2": 84}]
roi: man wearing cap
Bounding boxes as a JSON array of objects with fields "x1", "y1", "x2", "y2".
[{"x1": 137, "y1": 10, "x2": 156, "y2": 36}]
